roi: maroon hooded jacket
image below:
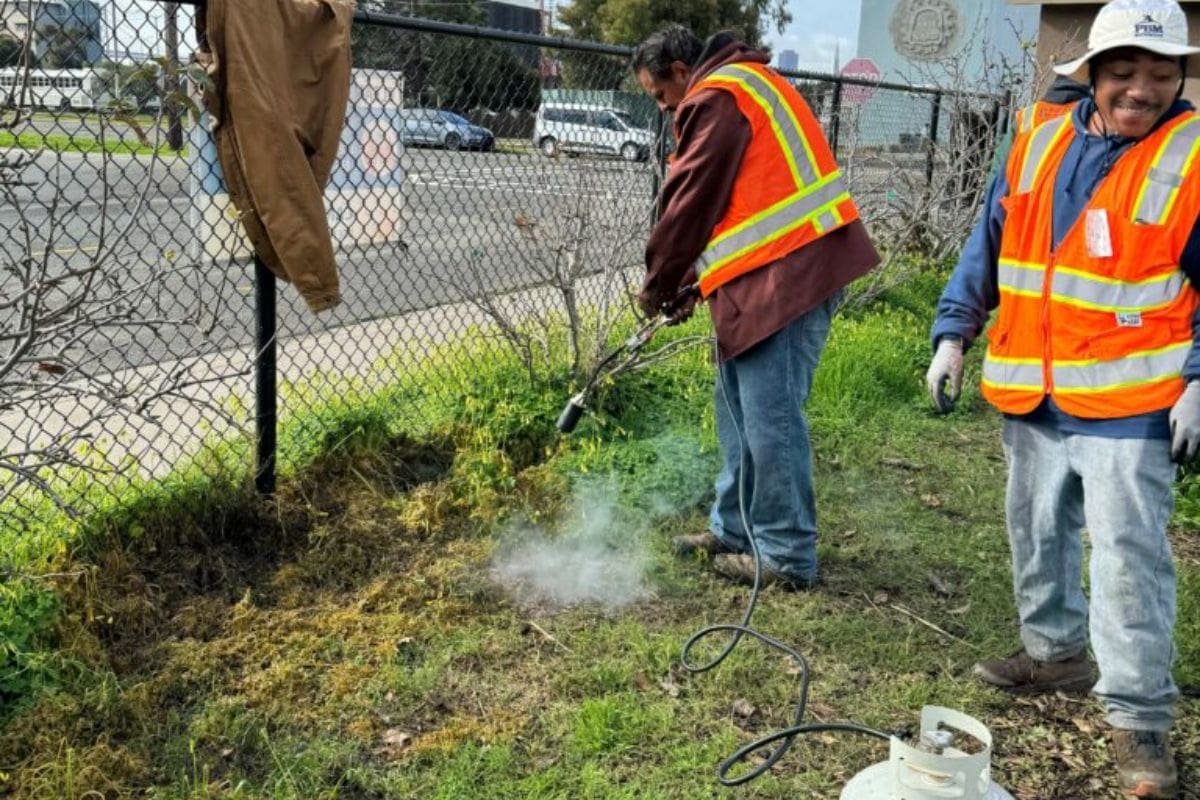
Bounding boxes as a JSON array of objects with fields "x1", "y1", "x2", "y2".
[{"x1": 643, "y1": 39, "x2": 880, "y2": 360}]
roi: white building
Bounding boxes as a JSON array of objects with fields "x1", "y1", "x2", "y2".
[{"x1": 856, "y1": 0, "x2": 1039, "y2": 91}]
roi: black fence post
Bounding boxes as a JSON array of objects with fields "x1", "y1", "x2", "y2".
[
  {"x1": 925, "y1": 90, "x2": 943, "y2": 185},
  {"x1": 828, "y1": 77, "x2": 843, "y2": 157},
  {"x1": 254, "y1": 256, "x2": 277, "y2": 495}
]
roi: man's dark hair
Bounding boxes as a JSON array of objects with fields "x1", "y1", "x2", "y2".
[{"x1": 631, "y1": 24, "x2": 703, "y2": 78}]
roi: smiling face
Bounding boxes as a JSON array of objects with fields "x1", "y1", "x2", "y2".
[
  {"x1": 1090, "y1": 48, "x2": 1184, "y2": 139},
  {"x1": 636, "y1": 62, "x2": 692, "y2": 112}
]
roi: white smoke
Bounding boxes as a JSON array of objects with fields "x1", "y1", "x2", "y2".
[{"x1": 491, "y1": 480, "x2": 654, "y2": 611}]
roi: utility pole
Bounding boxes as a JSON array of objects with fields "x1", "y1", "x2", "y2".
[{"x1": 163, "y1": 1, "x2": 183, "y2": 151}]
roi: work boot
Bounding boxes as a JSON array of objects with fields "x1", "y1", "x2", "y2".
[
  {"x1": 711, "y1": 553, "x2": 814, "y2": 590},
  {"x1": 1112, "y1": 729, "x2": 1177, "y2": 798},
  {"x1": 972, "y1": 648, "x2": 1097, "y2": 694},
  {"x1": 671, "y1": 531, "x2": 733, "y2": 557}
]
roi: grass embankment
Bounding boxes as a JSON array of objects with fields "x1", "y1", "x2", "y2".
[
  {"x1": 0, "y1": 129, "x2": 182, "y2": 157},
  {"x1": 0, "y1": 271, "x2": 1197, "y2": 798}
]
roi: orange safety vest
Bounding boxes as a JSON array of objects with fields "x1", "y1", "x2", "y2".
[
  {"x1": 682, "y1": 62, "x2": 860, "y2": 297},
  {"x1": 982, "y1": 112, "x2": 1200, "y2": 418},
  {"x1": 1013, "y1": 99, "x2": 1076, "y2": 136}
]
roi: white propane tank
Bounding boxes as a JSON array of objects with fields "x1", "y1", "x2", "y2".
[{"x1": 841, "y1": 706, "x2": 1015, "y2": 800}]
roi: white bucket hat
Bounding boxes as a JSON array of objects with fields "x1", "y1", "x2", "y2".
[{"x1": 1054, "y1": 0, "x2": 1200, "y2": 80}]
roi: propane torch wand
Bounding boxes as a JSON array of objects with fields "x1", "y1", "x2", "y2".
[{"x1": 556, "y1": 283, "x2": 699, "y2": 434}]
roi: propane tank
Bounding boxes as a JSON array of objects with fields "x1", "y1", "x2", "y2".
[{"x1": 841, "y1": 707, "x2": 1014, "y2": 800}]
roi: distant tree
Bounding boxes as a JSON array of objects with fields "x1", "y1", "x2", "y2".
[
  {"x1": 352, "y1": 0, "x2": 539, "y2": 112},
  {"x1": 37, "y1": 22, "x2": 88, "y2": 69},
  {"x1": 0, "y1": 35, "x2": 22, "y2": 68},
  {"x1": 97, "y1": 61, "x2": 161, "y2": 112},
  {"x1": 558, "y1": 0, "x2": 790, "y2": 49}
]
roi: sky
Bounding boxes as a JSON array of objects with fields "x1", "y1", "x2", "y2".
[{"x1": 765, "y1": 0, "x2": 862, "y2": 73}]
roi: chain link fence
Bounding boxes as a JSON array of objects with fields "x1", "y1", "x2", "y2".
[{"x1": 0, "y1": 1, "x2": 1007, "y2": 534}]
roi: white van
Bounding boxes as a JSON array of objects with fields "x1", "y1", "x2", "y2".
[{"x1": 533, "y1": 103, "x2": 656, "y2": 162}]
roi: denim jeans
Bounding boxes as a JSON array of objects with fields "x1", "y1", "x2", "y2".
[
  {"x1": 708, "y1": 294, "x2": 837, "y2": 583},
  {"x1": 1002, "y1": 418, "x2": 1178, "y2": 731}
]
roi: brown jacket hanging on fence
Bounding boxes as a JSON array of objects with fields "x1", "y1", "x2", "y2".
[{"x1": 198, "y1": 0, "x2": 353, "y2": 313}]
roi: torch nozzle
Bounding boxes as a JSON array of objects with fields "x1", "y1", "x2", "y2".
[{"x1": 556, "y1": 392, "x2": 588, "y2": 434}]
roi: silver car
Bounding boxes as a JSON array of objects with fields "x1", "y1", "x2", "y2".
[{"x1": 400, "y1": 108, "x2": 495, "y2": 151}]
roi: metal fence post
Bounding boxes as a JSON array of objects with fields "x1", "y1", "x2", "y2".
[
  {"x1": 254, "y1": 256, "x2": 277, "y2": 495},
  {"x1": 829, "y1": 77, "x2": 843, "y2": 156},
  {"x1": 925, "y1": 90, "x2": 943, "y2": 185}
]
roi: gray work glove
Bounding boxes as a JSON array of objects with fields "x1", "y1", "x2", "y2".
[
  {"x1": 926, "y1": 336, "x2": 964, "y2": 414},
  {"x1": 1170, "y1": 380, "x2": 1200, "y2": 463}
]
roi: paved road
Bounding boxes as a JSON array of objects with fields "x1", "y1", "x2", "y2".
[{"x1": 1, "y1": 144, "x2": 657, "y2": 374}]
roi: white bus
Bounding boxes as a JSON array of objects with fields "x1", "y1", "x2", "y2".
[{"x1": 0, "y1": 68, "x2": 112, "y2": 111}]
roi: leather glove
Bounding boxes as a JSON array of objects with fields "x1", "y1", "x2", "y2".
[
  {"x1": 926, "y1": 336, "x2": 964, "y2": 414},
  {"x1": 637, "y1": 285, "x2": 658, "y2": 318},
  {"x1": 1170, "y1": 380, "x2": 1200, "y2": 463}
]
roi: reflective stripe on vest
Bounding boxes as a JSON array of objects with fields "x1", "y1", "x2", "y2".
[
  {"x1": 981, "y1": 355, "x2": 1043, "y2": 392},
  {"x1": 1052, "y1": 341, "x2": 1190, "y2": 394},
  {"x1": 689, "y1": 64, "x2": 853, "y2": 291},
  {"x1": 998, "y1": 259, "x2": 1184, "y2": 311},
  {"x1": 1133, "y1": 116, "x2": 1200, "y2": 224},
  {"x1": 1017, "y1": 116, "x2": 1072, "y2": 193},
  {"x1": 1015, "y1": 100, "x2": 1075, "y2": 135},
  {"x1": 695, "y1": 173, "x2": 851, "y2": 275},
  {"x1": 703, "y1": 64, "x2": 819, "y2": 187}
]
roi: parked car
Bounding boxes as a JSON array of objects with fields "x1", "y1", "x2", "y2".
[
  {"x1": 400, "y1": 108, "x2": 495, "y2": 151},
  {"x1": 533, "y1": 103, "x2": 655, "y2": 161}
]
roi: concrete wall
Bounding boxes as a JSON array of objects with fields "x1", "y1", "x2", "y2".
[{"x1": 857, "y1": 0, "x2": 1038, "y2": 90}]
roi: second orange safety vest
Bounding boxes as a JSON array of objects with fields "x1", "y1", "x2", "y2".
[
  {"x1": 982, "y1": 112, "x2": 1200, "y2": 418},
  {"x1": 681, "y1": 62, "x2": 860, "y2": 297}
]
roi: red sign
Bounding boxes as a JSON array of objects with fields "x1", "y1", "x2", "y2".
[{"x1": 840, "y1": 57, "x2": 881, "y2": 105}]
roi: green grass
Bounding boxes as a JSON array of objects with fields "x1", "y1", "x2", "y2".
[
  {"x1": 0, "y1": 129, "x2": 184, "y2": 156},
  {"x1": 0, "y1": 280, "x2": 1196, "y2": 798}
]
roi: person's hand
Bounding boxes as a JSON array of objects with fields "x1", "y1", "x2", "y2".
[
  {"x1": 1170, "y1": 380, "x2": 1200, "y2": 463},
  {"x1": 926, "y1": 336, "x2": 964, "y2": 414},
  {"x1": 637, "y1": 285, "x2": 661, "y2": 319},
  {"x1": 666, "y1": 292, "x2": 699, "y2": 326}
]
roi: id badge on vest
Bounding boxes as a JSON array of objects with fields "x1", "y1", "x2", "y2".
[{"x1": 1086, "y1": 208, "x2": 1114, "y2": 259}]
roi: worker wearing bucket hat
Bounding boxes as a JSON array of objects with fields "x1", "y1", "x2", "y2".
[{"x1": 927, "y1": 1, "x2": 1200, "y2": 796}]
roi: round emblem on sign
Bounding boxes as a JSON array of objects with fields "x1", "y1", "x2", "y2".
[{"x1": 889, "y1": 0, "x2": 961, "y2": 61}]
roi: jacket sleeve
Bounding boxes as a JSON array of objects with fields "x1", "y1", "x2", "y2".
[
  {"x1": 1177, "y1": 221, "x2": 1200, "y2": 381},
  {"x1": 930, "y1": 169, "x2": 1009, "y2": 351},
  {"x1": 642, "y1": 91, "x2": 752, "y2": 307}
]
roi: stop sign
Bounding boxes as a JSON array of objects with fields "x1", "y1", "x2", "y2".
[{"x1": 840, "y1": 57, "x2": 881, "y2": 105}]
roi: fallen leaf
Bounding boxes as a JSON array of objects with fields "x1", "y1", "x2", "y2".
[
  {"x1": 921, "y1": 493, "x2": 944, "y2": 508},
  {"x1": 928, "y1": 571, "x2": 954, "y2": 597},
  {"x1": 872, "y1": 590, "x2": 890, "y2": 605},
  {"x1": 377, "y1": 728, "x2": 413, "y2": 760}
]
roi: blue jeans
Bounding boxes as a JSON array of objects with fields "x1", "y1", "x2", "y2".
[
  {"x1": 708, "y1": 295, "x2": 836, "y2": 583},
  {"x1": 1002, "y1": 418, "x2": 1178, "y2": 731}
]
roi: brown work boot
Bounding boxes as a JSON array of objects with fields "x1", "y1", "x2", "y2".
[
  {"x1": 1112, "y1": 729, "x2": 1177, "y2": 798},
  {"x1": 972, "y1": 648, "x2": 1097, "y2": 694},
  {"x1": 672, "y1": 531, "x2": 733, "y2": 557},
  {"x1": 711, "y1": 553, "x2": 814, "y2": 590}
]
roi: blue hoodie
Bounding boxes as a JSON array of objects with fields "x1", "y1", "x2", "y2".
[{"x1": 931, "y1": 97, "x2": 1200, "y2": 439}]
